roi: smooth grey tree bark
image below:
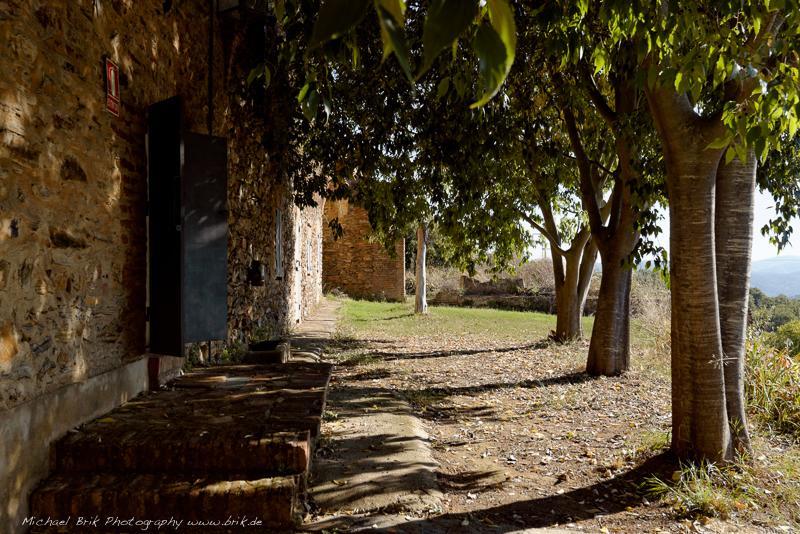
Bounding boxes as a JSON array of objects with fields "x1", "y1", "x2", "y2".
[
  {"x1": 715, "y1": 151, "x2": 756, "y2": 455},
  {"x1": 586, "y1": 226, "x2": 634, "y2": 376},
  {"x1": 552, "y1": 231, "x2": 597, "y2": 341},
  {"x1": 646, "y1": 85, "x2": 756, "y2": 462},
  {"x1": 524, "y1": 196, "x2": 598, "y2": 342},
  {"x1": 415, "y1": 224, "x2": 428, "y2": 315}
]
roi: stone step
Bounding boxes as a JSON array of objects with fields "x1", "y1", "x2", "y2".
[
  {"x1": 29, "y1": 473, "x2": 299, "y2": 531},
  {"x1": 52, "y1": 428, "x2": 310, "y2": 475},
  {"x1": 28, "y1": 363, "x2": 334, "y2": 532}
]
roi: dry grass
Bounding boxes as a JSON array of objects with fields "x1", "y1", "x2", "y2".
[{"x1": 746, "y1": 336, "x2": 800, "y2": 438}]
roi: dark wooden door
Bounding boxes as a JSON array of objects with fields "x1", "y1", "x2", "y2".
[
  {"x1": 147, "y1": 98, "x2": 228, "y2": 355},
  {"x1": 182, "y1": 133, "x2": 228, "y2": 343}
]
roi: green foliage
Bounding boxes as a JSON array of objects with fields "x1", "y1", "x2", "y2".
[
  {"x1": 246, "y1": 64, "x2": 270, "y2": 89},
  {"x1": 375, "y1": 0, "x2": 413, "y2": 80},
  {"x1": 220, "y1": 341, "x2": 247, "y2": 363},
  {"x1": 420, "y1": 0, "x2": 478, "y2": 74},
  {"x1": 471, "y1": 0, "x2": 517, "y2": 107},
  {"x1": 749, "y1": 288, "x2": 800, "y2": 332},
  {"x1": 746, "y1": 337, "x2": 800, "y2": 437},
  {"x1": 308, "y1": 0, "x2": 372, "y2": 49},
  {"x1": 589, "y1": 0, "x2": 800, "y2": 160},
  {"x1": 759, "y1": 135, "x2": 800, "y2": 250},
  {"x1": 405, "y1": 225, "x2": 456, "y2": 269},
  {"x1": 250, "y1": 323, "x2": 281, "y2": 344},
  {"x1": 302, "y1": 0, "x2": 516, "y2": 114},
  {"x1": 772, "y1": 320, "x2": 800, "y2": 356}
]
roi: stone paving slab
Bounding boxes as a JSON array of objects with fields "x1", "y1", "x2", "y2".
[
  {"x1": 308, "y1": 387, "x2": 443, "y2": 520},
  {"x1": 291, "y1": 298, "x2": 342, "y2": 357}
]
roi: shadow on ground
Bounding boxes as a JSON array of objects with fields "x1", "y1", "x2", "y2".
[
  {"x1": 328, "y1": 371, "x2": 598, "y2": 424},
  {"x1": 309, "y1": 386, "x2": 442, "y2": 517},
  {"x1": 307, "y1": 453, "x2": 675, "y2": 533}
]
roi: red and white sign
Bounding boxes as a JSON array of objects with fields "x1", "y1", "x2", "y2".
[{"x1": 105, "y1": 58, "x2": 120, "y2": 116}]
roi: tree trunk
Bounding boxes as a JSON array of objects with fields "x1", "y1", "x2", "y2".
[
  {"x1": 669, "y1": 149, "x2": 731, "y2": 462},
  {"x1": 586, "y1": 240, "x2": 633, "y2": 376},
  {"x1": 415, "y1": 224, "x2": 428, "y2": 314},
  {"x1": 552, "y1": 237, "x2": 597, "y2": 341},
  {"x1": 553, "y1": 255, "x2": 583, "y2": 341},
  {"x1": 647, "y1": 87, "x2": 732, "y2": 462},
  {"x1": 560, "y1": 89, "x2": 638, "y2": 374},
  {"x1": 586, "y1": 181, "x2": 639, "y2": 376},
  {"x1": 715, "y1": 151, "x2": 756, "y2": 456}
]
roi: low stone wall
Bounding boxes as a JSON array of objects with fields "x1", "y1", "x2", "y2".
[
  {"x1": 432, "y1": 290, "x2": 598, "y2": 316},
  {"x1": 461, "y1": 275, "x2": 526, "y2": 295}
]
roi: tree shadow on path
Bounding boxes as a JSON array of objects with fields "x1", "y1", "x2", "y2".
[{"x1": 370, "y1": 453, "x2": 675, "y2": 533}]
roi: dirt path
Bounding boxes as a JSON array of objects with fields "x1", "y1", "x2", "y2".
[{"x1": 319, "y1": 336, "x2": 675, "y2": 532}]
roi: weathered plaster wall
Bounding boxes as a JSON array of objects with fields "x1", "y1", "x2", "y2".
[{"x1": 322, "y1": 200, "x2": 405, "y2": 302}]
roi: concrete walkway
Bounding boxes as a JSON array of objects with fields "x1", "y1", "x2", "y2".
[
  {"x1": 302, "y1": 299, "x2": 443, "y2": 531},
  {"x1": 291, "y1": 298, "x2": 342, "y2": 360},
  {"x1": 300, "y1": 298, "x2": 570, "y2": 534}
]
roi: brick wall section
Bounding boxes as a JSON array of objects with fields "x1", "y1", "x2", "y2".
[
  {"x1": 0, "y1": 0, "x2": 322, "y2": 411},
  {"x1": 322, "y1": 200, "x2": 405, "y2": 302}
]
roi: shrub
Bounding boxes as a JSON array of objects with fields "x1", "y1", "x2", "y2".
[
  {"x1": 748, "y1": 290, "x2": 800, "y2": 332},
  {"x1": 631, "y1": 269, "x2": 671, "y2": 320},
  {"x1": 517, "y1": 258, "x2": 555, "y2": 292},
  {"x1": 746, "y1": 337, "x2": 800, "y2": 438},
  {"x1": 770, "y1": 319, "x2": 800, "y2": 356}
]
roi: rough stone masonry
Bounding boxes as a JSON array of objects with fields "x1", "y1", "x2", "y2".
[
  {"x1": 0, "y1": 0, "x2": 323, "y2": 412},
  {"x1": 323, "y1": 200, "x2": 405, "y2": 302},
  {"x1": 0, "y1": 0, "x2": 323, "y2": 527}
]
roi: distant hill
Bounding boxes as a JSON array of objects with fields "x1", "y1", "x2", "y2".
[{"x1": 751, "y1": 256, "x2": 800, "y2": 297}]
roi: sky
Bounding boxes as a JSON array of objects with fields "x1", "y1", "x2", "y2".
[
  {"x1": 652, "y1": 189, "x2": 796, "y2": 262},
  {"x1": 527, "y1": 189, "x2": 797, "y2": 262},
  {"x1": 751, "y1": 190, "x2": 793, "y2": 261}
]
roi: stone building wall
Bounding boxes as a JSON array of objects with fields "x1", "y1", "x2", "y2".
[
  {"x1": 322, "y1": 200, "x2": 405, "y2": 302},
  {"x1": 0, "y1": 1, "x2": 324, "y2": 526},
  {"x1": 0, "y1": 1, "x2": 321, "y2": 415},
  {"x1": 288, "y1": 200, "x2": 325, "y2": 326}
]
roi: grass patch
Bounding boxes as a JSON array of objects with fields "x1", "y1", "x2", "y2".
[
  {"x1": 642, "y1": 434, "x2": 800, "y2": 527},
  {"x1": 339, "y1": 298, "x2": 593, "y2": 342},
  {"x1": 644, "y1": 461, "x2": 756, "y2": 520},
  {"x1": 636, "y1": 430, "x2": 671, "y2": 456}
]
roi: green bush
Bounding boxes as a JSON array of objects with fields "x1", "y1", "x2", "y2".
[{"x1": 771, "y1": 320, "x2": 800, "y2": 356}]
